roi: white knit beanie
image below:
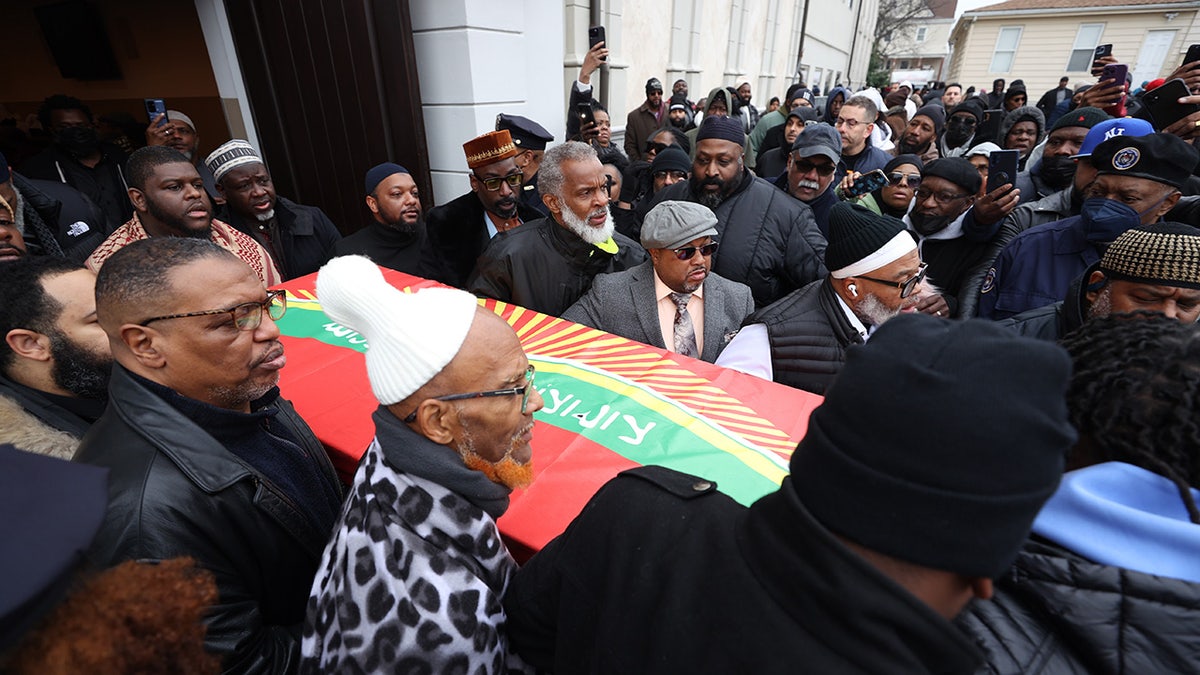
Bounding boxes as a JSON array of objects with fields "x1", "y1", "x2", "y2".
[{"x1": 315, "y1": 256, "x2": 479, "y2": 405}]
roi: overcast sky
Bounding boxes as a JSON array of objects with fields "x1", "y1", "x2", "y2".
[{"x1": 955, "y1": 0, "x2": 1000, "y2": 16}]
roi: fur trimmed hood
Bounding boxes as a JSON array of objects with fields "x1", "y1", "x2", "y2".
[{"x1": 0, "y1": 393, "x2": 80, "y2": 460}]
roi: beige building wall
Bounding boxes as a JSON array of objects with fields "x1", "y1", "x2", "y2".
[
  {"x1": 950, "y1": 8, "x2": 1200, "y2": 96},
  {"x1": 563, "y1": 0, "x2": 880, "y2": 139}
]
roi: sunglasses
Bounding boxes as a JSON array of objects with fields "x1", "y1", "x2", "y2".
[
  {"x1": 473, "y1": 170, "x2": 523, "y2": 192},
  {"x1": 646, "y1": 141, "x2": 673, "y2": 154},
  {"x1": 403, "y1": 364, "x2": 537, "y2": 423},
  {"x1": 887, "y1": 172, "x2": 922, "y2": 188},
  {"x1": 793, "y1": 159, "x2": 836, "y2": 176},
  {"x1": 671, "y1": 242, "x2": 719, "y2": 260},
  {"x1": 858, "y1": 262, "x2": 928, "y2": 299}
]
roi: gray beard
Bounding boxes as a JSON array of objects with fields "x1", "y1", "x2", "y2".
[
  {"x1": 561, "y1": 204, "x2": 615, "y2": 245},
  {"x1": 11, "y1": 186, "x2": 26, "y2": 234},
  {"x1": 254, "y1": 209, "x2": 276, "y2": 223},
  {"x1": 854, "y1": 293, "x2": 903, "y2": 327},
  {"x1": 1087, "y1": 286, "x2": 1112, "y2": 319}
]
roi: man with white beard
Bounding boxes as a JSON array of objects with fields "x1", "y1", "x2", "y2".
[
  {"x1": 717, "y1": 201, "x2": 929, "y2": 394},
  {"x1": 470, "y1": 142, "x2": 646, "y2": 317}
]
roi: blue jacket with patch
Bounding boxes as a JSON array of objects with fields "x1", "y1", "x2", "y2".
[{"x1": 977, "y1": 214, "x2": 1101, "y2": 320}]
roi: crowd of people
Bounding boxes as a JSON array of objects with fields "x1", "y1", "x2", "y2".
[{"x1": 2, "y1": 35, "x2": 1200, "y2": 674}]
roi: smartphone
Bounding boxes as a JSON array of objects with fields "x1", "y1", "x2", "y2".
[
  {"x1": 143, "y1": 98, "x2": 168, "y2": 127},
  {"x1": 1142, "y1": 78, "x2": 1200, "y2": 129},
  {"x1": 987, "y1": 150, "x2": 1020, "y2": 194},
  {"x1": 977, "y1": 108, "x2": 1004, "y2": 144},
  {"x1": 1184, "y1": 43, "x2": 1200, "y2": 67},
  {"x1": 1100, "y1": 63, "x2": 1128, "y2": 85},
  {"x1": 576, "y1": 102, "x2": 595, "y2": 129},
  {"x1": 840, "y1": 169, "x2": 889, "y2": 199},
  {"x1": 1092, "y1": 43, "x2": 1113, "y2": 74},
  {"x1": 588, "y1": 26, "x2": 606, "y2": 61}
]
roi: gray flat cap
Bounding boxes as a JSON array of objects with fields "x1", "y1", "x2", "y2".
[{"x1": 640, "y1": 200, "x2": 719, "y2": 250}]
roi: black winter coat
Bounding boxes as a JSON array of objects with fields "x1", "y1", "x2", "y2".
[
  {"x1": 419, "y1": 190, "x2": 546, "y2": 288},
  {"x1": 13, "y1": 173, "x2": 108, "y2": 261},
  {"x1": 222, "y1": 197, "x2": 342, "y2": 280},
  {"x1": 74, "y1": 366, "x2": 342, "y2": 675},
  {"x1": 653, "y1": 170, "x2": 828, "y2": 307},
  {"x1": 468, "y1": 216, "x2": 646, "y2": 317},
  {"x1": 505, "y1": 467, "x2": 985, "y2": 674},
  {"x1": 957, "y1": 538, "x2": 1200, "y2": 674},
  {"x1": 746, "y1": 278, "x2": 861, "y2": 394}
]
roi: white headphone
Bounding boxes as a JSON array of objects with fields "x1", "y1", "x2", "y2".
[{"x1": 848, "y1": 284, "x2": 858, "y2": 297}]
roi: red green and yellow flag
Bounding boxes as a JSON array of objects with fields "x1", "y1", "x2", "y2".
[{"x1": 275, "y1": 270, "x2": 822, "y2": 557}]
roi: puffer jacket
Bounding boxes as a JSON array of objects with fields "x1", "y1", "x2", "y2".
[
  {"x1": 957, "y1": 538, "x2": 1200, "y2": 674},
  {"x1": 744, "y1": 278, "x2": 861, "y2": 394},
  {"x1": 653, "y1": 170, "x2": 828, "y2": 307},
  {"x1": 468, "y1": 216, "x2": 647, "y2": 317}
]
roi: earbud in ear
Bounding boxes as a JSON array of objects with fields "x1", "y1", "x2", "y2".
[{"x1": 849, "y1": 284, "x2": 858, "y2": 297}]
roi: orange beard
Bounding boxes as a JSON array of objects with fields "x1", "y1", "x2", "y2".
[
  {"x1": 454, "y1": 416, "x2": 535, "y2": 490},
  {"x1": 463, "y1": 452, "x2": 534, "y2": 490}
]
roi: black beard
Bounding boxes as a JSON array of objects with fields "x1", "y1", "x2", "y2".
[
  {"x1": 145, "y1": 196, "x2": 211, "y2": 239},
  {"x1": 382, "y1": 214, "x2": 421, "y2": 233},
  {"x1": 899, "y1": 138, "x2": 928, "y2": 155},
  {"x1": 691, "y1": 176, "x2": 727, "y2": 208},
  {"x1": 48, "y1": 330, "x2": 111, "y2": 399}
]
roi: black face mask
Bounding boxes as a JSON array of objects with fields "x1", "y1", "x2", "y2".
[
  {"x1": 909, "y1": 210, "x2": 957, "y2": 236},
  {"x1": 1040, "y1": 155, "x2": 1076, "y2": 190},
  {"x1": 54, "y1": 125, "x2": 100, "y2": 158},
  {"x1": 944, "y1": 118, "x2": 975, "y2": 147}
]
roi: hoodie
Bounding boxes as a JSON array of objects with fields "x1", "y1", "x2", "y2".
[{"x1": 823, "y1": 86, "x2": 851, "y2": 124}]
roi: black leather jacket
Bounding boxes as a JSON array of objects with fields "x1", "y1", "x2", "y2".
[{"x1": 74, "y1": 366, "x2": 342, "y2": 674}]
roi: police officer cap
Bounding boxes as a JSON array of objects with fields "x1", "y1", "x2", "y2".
[
  {"x1": 1091, "y1": 132, "x2": 1199, "y2": 189},
  {"x1": 496, "y1": 114, "x2": 554, "y2": 151}
]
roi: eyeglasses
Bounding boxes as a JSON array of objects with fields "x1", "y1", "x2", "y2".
[
  {"x1": 857, "y1": 262, "x2": 928, "y2": 299},
  {"x1": 915, "y1": 188, "x2": 971, "y2": 205},
  {"x1": 653, "y1": 170, "x2": 688, "y2": 181},
  {"x1": 473, "y1": 171, "x2": 523, "y2": 192},
  {"x1": 792, "y1": 159, "x2": 836, "y2": 176},
  {"x1": 670, "y1": 242, "x2": 719, "y2": 260},
  {"x1": 403, "y1": 364, "x2": 537, "y2": 423},
  {"x1": 834, "y1": 117, "x2": 866, "y2": 129},
  {"x1": 887, "y1": 172, "x2": 922, "y2": 188},
  {"x1": 140, "y1": 290, "x2": 287, "y2": 330}
]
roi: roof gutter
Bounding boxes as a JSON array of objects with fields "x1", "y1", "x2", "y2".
[{"x1": 964, "y1": 1, "x2": 1200, "y2": 18}]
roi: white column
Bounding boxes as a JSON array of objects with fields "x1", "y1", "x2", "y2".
[{"x1": 411, "y1": 0, "x2": 565, "y2": 204}]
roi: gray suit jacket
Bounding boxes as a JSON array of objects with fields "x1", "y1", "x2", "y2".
[{"x1": 562, "y1": 261, "x2": 755, "y2": 363}]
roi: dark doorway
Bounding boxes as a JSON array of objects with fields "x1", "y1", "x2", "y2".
[{"x1": 224, "y1": 0, "x2": 429, "y2": 234}]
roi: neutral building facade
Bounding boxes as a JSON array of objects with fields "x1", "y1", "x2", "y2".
[{"x1": 948, "y1": 0, "x2": 1200, "y2": 97}]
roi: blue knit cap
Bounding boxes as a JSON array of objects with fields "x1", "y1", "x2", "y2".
[{"x1": 364, "y1": 162, "x2": 409, "y2": 195}]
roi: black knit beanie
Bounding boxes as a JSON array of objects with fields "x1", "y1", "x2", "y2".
[
  {"x1": 825, "y1": 202, "x2": 909, "y2": 272},
  {"x1": 1049, "y1": 106, "x2": 1110, "y2": 134},
  {"x1": 923, "y1": 157, "x2": 981, "y2": 195},
  {"x1": 790, "y1": 314, "x2": 1076, "y2": 579}
]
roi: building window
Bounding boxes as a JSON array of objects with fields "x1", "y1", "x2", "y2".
[
  {"x1": 989, "y1": 26, "x2": 1023, "y2": 73},
  {"x1": 900, "y1": 59, "x2": 910, "y2": 69},
  {"x1": 1066, "y1": 23, "x2": 1105, "y2": 72},
  {"x1": 916, "y1": 26, "x2": 927, "y2": 42}
]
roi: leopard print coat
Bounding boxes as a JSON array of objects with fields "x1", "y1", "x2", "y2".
[{"x1": 301, "y1": 438, "x2": 533, "y2": 673}]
